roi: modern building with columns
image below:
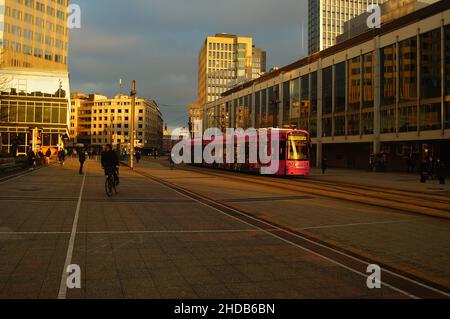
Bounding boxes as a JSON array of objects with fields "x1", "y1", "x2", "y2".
[
  {"x1": 203, "y1": 0, "x2": 450, "y2": 170},
  {"x1": 0, "y1": 0, "x2": 71, "y2": 155}
]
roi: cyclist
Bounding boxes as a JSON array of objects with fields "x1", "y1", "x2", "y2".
[{"x1": 101, "y1": 144, "x2": 120, "y2": 186}]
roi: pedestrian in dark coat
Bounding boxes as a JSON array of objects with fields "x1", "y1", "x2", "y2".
[
  {"x1": 136, "y1": 152, "x2": 141, "y2": 164},
  {"x1": 45, "y1": 148, "x2": 52, "y2": 165},
  {"x1": 322, "y1": 158, "x2": 328, "y2": 175},
  {"x1": 427, "y1": 157, "x2": 434, "y2": 180},
  {"x1": 436, "y1": 159, "x2": 447, "y2": 185},
  {"x1": 420, "y1": 160, "x2": 428, "y2": 183},
  {"x1": 27, "y1": 148, "x2": 36, "y2": 169},
  {"x1": 78, "y1": 149, "x2": 86, "y2": 175}
]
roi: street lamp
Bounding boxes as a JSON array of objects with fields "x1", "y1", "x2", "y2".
[{"x1": 130, "y1": 80, "x2": 136, "y2": 170}]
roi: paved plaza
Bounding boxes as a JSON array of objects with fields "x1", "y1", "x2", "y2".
[{"x1": 0, "y1": 158, "x2": 448, "y2": 299}]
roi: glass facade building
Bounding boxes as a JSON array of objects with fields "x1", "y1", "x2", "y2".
[
  {"x1": 0, "y1": 0, "x2": 70, "y2": 155},
  {"x1": 205, "y1": 1, "x2": 450, "y2": 170}
]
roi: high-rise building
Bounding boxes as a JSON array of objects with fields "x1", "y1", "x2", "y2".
[
  {"x1": 252, "y1": 46, "x2": 266, "y2": 80},
  {"x1": 188, "y1": 103, "x2": 202, "y2": 137},
  {"x1": 0, "y1": 0, "x2": 71, "y2": 155},
  {"x1": 308, "y1": 0, "x2": 387, "y2": 55},
  {"x1": 197, "y1": 33, "x2": 266, "y2": 106},
  {"x1": 70, "y1": 93, "x2": 164, "y2": 152}
]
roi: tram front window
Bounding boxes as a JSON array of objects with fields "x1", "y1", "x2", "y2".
[{"x1": 287, "y1": 133, "x2": 309, "y2": 161}]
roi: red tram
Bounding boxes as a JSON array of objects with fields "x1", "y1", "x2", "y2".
[{"x1": 190, "y1": 129, "x2": 311, "y2": 176}]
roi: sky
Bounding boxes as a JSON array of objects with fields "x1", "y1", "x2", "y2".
[{"x1": 69, "y1": 0, "x2": 309, "y2": 130}]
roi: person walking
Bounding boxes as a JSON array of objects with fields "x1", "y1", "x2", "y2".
[
  {"x1": 78, "y1": 148, "x2": 86, "y2": 175},
  {"x1": 58, "y1": 148, "x2": 66, "y2": 166},
  {"x1": 45, "y1": 148, "x2": 52, "y2": 165},
  {"x1": 27, "y1": 148, "x2": 36, "y2": 170},
  {"x1": 436, "y1": 159, "x2": 447, "y2": 185},
  {"x1": 136, "y1": 151, "x2": 141, "y2": 164},
  {"x1": 427, "y1": 157, "x2": 434, "y2": 180},
  {"x1": 322, "y1": 157, "x2": 328, "y2": 175},
  {"x1": 420, "y1": 160, "x2": 428, "y2": 184}
]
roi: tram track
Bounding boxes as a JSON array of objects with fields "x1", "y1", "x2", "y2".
[
  {"x1": 131, "y1": 166, "x2": 450, "y2": 299},
  {"x1": 301, "y1": 179, "x2": 450, "y2": 205},
  {"x1": 175, "y1": 165, "x2": 450, "y2": 220}
]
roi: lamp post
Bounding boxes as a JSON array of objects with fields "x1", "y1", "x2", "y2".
[{"x1": 130, "y1": 80, "x2": 136, "y2": 170}]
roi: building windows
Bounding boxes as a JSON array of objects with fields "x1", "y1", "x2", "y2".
[
  {"x1": 347, "y1": 56, "x2": 361, "y2": 136},
  {"x1": 234, "y1": 99, "x2": 241, "y2": 128},
  {"x1": 381, "y1": 108, "x2": 396, "y2": 134},
  {"x1": 335, "y1": 115, "x2": 345, "y2": 136},
  {"x1": 348, "y1": 113, "x2": 360, "y2": 136},
  {"x1": 283, "y1": 81, "x2": 290, "y2": 127},
  {"x1": 399, "y1": 37, "x2": 417, "y2": 103},
  {"x1": 322, "y1": 66, "x2": 333, "y2": 114},
  {"x1": 420, "y1": 103, "x2": 441, "y2": 131},
  {"x1": 261, "y1": 89, "x2": 267, "y2": 128},
  {"x1": 420, "y1": 28, "x2": 441, "y2": 99},
  {"x1": 310, "y1": 72, "x2": 318, "y2": 138},
  {"x1": 255, "y1": 91, "x2": 261, "y2": 129},
  {"x1": 399, "y1": 105, "x2": 417, "y2": 133},
  {"x1": 268, "y1": 85, "x2": 279, "y2": 128},
  {"x1": 245, "y1": 95, "x2": 252, "y2": 129},
  {"x1": 362, "y1": 111, "x2": 374, "y2": 135},
  {"x1": 335, "y1": 62, "x2": 346, "y2": 113},
  {"x1": 362, "y1": 52, "x2": 374, "y2": 109},
  {"x1": 362, "y1": 52, "x2": 374, "y2": 135},
  {"x1": 380, "y1": 44, "x2": 397, "y2": 107},
  {"x1": 334, "y1": 62, "x2": 346, "y2": 134},
  {"x1": 299, "y1": 74, "x2": 310, "y2": 131},
  {"x1": 322, "y1": 66, "x2": 333, "y2": 137},
  {"x1": 322, "y1": 117, "x2": 332, "y2": 137},
  {"x1": 290, "y1": 78, "x2": 300, "y2": 129},
  {"x1": 0, "y1": 100, "x2": 67, "y2": 125},
  {"x1": 348, "y1": 56, "x2": 361, "y2": 111}
]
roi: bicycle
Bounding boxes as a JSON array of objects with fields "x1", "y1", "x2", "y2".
[{"x1": 105, "y1": 169, "x2": 118, "y2": 197}]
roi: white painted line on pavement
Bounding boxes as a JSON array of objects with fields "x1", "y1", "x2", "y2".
[
  {"x1": 78, "y1": 229, "x2": 272, "y2": 234},
  {"x1": 302, "y1": 220, "x2": 409, "y2": 231},
  {"x1": 0, "y1": 229, "x2": 271, "y2": 235},
  {"x1": 58, "y1": 171, "x2": 86, "y2": 299},
  {"x1": 0, "y1": 231, "x2": 71, "y2": 235}
]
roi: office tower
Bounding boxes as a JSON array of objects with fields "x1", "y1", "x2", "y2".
[
  {"x1": 308, "y1": 0, "x2": 387, "y2": 55},
  {"x1": 0, "y1": 0, "x2": 71, "y2": 155},
  {"x1": 197, "y1": 33, "x2": 266, "y2": 106},
  {"x1": 252, "y1": 46, "x2": 266, "y2": 80}
]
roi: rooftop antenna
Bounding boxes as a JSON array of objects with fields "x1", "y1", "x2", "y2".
[{"x1": 119, "y1": 78, "x2": 122, "y2": 95}]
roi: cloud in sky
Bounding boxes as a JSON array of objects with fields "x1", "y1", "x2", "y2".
[{"x1": 69, "y1": 0, "x2": 309, "y2": 130}]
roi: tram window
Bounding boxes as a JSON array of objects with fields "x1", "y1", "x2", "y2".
[{"x1": 287, "y1": 135, "x2": 309, "y2": 161}]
